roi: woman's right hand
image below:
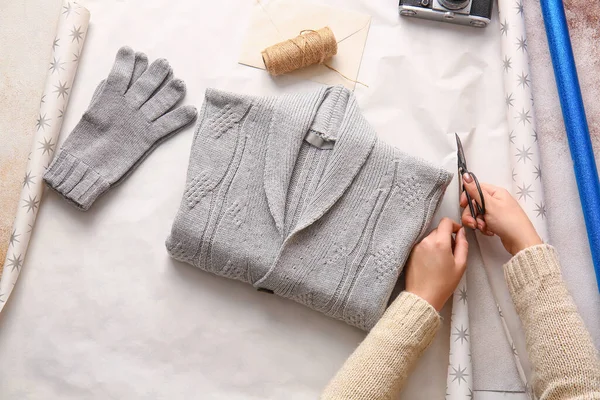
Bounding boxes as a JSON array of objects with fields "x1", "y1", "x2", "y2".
[{"x1": 460, "y1": 174, "x2": 543, "y2": 256}]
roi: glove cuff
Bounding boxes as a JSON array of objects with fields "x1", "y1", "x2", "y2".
[{"x1": 44, "y1": 151, "x2": 111, "y2": 211}]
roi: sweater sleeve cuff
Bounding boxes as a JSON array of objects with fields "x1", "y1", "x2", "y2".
[
  {"x1": 44, "y1": 151, "x2": 110, "y2": 211},
  {"x1": 381, "y1": 291, "x2": 441, "y2": 343},
  {"x1": 503, "y1": 244, "x2": 562, "y2": 294}
]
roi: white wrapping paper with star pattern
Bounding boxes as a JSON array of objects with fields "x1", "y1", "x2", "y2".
[
  {"x1": 474, "y1": 0, "x2": 550, "y2": 396},
  {"x1": 501, "y1": 1, "x2": 548, "y2": 240},
  {"x1": 446, "y1": 274, "x2": 472, "y2": 399},
  {"x1": 0, "y1": 1, "x2": 89, "y2": 312},
  {"x1": 449, "y1": 2, "x2": 550, "y2": 398}
]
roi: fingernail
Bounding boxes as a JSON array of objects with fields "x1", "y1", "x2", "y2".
[{"x1": 463, "y1": 173, "x2": 473, "y2": 183}]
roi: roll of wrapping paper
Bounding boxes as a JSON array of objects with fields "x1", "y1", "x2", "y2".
[
  {"x1": 445, "y1": 274, "x2": 472, "y2": 399},
  {"x1": 480, "y1": 0, "x2": 557, "y2": 393},
  {"x1": 0, "y1": 1, "x2": 90, "y2": 312},
  {"x1": 540, "y1": 0, "x2": 600, "y2": 291}
]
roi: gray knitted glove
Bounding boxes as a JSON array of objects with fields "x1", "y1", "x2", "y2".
[{"x1": 44, "y1": 46, "x2": 197, "y2": 210}]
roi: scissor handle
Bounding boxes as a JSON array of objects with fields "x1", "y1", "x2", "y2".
[
  {"x1": 470, "y1": 172, "x2": 486, "y2": 215},
  {"x1": 462, "y1": 172, "x2": 486, "y2": 219}
]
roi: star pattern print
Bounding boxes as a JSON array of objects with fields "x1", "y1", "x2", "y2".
[
  {"x1": 458, "y1": 287, "x2": 467, "y2": 304},
  {"x1": 54, "y1": 80, "x2": 70, "y2": 99},
  {"x1": 7, "y1": 254, "x2": 23, "y2": 272},
  {"x1": 22, "y1": 171, "x2": 35, "y2": 188},
  {"x1": 63, "y1": 2, "x2": 73, "y2": 17},
  {"x1": 517, "y1": 72, "x2": 530, "y2": 88},
  {"x1": 506, "y1": 93, "x2": 514, "y2": 108},
  {"x1": 446, "y1": 276, "x2": 472, "y2": 399},
  {"x1": 516, "y1": 108, "x2": 531, "y2": 125},
  {"x1": 49, "y1": 56, "x2": 65, "y2": 74},
  {"x1": 535, "y1": 202, "x2": 547, "y2": 218},
  {"x1": 36, "y1": 113, "x2": 51, "y2": 131},
  {"x1": 503, "y1": 56, "x2": 512, "y2": 73},
  {"x1": 450, "y1": 365, "x2": 469, "y2": 386},
  {"x1": 38, "y1": 137, "x2": 55, "y2": 156},
  {"x1": 517, "y1": 182, "x2": 534, "y2": 201},
  {"x1": 23, "y1": 195, "x2": 40, "y2": 213},
  {"x1": 500, "y1": 0, "x2": 549, "y2": 239},
  {"x1": 516, "y1": 145, "x2": 533, "y2": 163},
  {"x1": 453, "y1": 325, "x2": 470, "y2": 345},
  {"x1": 515, "y1": 1, "x2": 524, "y2": 15},
  {"x1": 0, "y1": 1, "x2": 89, "y2": 314},
  {"x1": 516, "y1": 36, "x2": 527, "y2": 53},
  {"x1": 534, "y1": 165, "x2": 542, "y2": 180},
  {"x1": 69, "y1": 25, "x2": 84, "y2": 43},
  {"x1": 500, "y1": 20, "x2": 509, "y2": 36},
  {"x1": 458, "y1": 0, "x2": 551, "y2": 396},
  {"x1": 9, "y1": 230, "x2": 19, "y2": 247}
]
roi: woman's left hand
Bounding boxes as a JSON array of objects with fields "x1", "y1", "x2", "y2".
[{"x1": 405, "y1": 218, "x2": 468, "y2": 311}]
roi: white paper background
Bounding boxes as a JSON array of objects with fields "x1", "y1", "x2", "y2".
[{"x1": 0, "y1": 0, "x2": 527, "y2": 398}]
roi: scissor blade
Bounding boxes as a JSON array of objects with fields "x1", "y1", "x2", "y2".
[{"x1": 455, "y1": 133, "x2": 468, "y2": 170}]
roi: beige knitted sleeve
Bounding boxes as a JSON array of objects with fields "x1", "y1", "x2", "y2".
[
  {"x1": 504, "y1": 244, "x2": 600, "y2": 399},
  {"x1": 321, "y1": 291, "x2": 440, "y2": 400}
]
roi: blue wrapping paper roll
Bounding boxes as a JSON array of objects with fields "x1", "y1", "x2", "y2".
[{"x1": 541, "y1": 0, "x2": 600, "y2": 290}]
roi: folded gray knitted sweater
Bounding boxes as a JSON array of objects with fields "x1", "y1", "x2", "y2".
[{"x1": 166, "y1": 86, "x2": 452, "y2": 330}]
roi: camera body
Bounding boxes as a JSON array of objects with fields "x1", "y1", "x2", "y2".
[{"x1": 398, "y1": 0, "x2": 493, "y2": 28}]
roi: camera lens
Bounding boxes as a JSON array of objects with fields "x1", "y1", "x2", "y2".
[
  {"x1": 470, "y1": 20, "x2": 487, "y2": 27},
  {"x1": 438, "y1": 0, "x2": 470, "y2": 10}
]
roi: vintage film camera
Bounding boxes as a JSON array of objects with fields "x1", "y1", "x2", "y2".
[{"x1": 398, "y1": 0, "x2": 493, "y2": 28}]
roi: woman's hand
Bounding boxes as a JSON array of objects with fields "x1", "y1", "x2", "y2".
[
  {"x1": 405, "y1": 218, "x2": 468, "y2": 312},
  {"x1": 460, "y1": 174, "x2": 542, "y2": 256}
]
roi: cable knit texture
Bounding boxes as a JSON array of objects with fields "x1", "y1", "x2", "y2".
[
  {"x1": 321, "y1": 292, "x2": 440, "y2": 400},
  {"x1": 504, "y1": 244, "x2": 600, "y2": 399},
  {"x1": 322, "y1": 244, "x2": 600, "y2": 399},
  {"x1": 166, "y1": 86, "x2": 452, "y2": 330}
]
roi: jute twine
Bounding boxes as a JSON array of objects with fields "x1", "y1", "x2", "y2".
[{"x1": 262, "y1": 27, "x2": 338, "y2": 76}]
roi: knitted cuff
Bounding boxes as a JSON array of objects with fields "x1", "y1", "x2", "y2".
[
  {"x1": 503, "y1": 244, "x2": 562, "y2": 294},
  {"x1": 44, "y1": 151, "x2": 111, "y2": 211},
  {"x1": 379, "y1": 291, "x2": 441, "y2": 343}
]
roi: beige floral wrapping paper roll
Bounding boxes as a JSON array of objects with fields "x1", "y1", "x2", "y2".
[{"x1": 0, "y1": 1, "x2": 90, "y2": 312}]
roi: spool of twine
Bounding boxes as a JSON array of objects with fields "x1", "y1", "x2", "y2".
[{"x1": 261, "y1": 27, "x2": 338, "y2": 76}]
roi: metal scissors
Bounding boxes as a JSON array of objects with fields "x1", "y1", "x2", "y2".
[{"x1": 456, "y1": 133, "x2": 486, "y2": 219}]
